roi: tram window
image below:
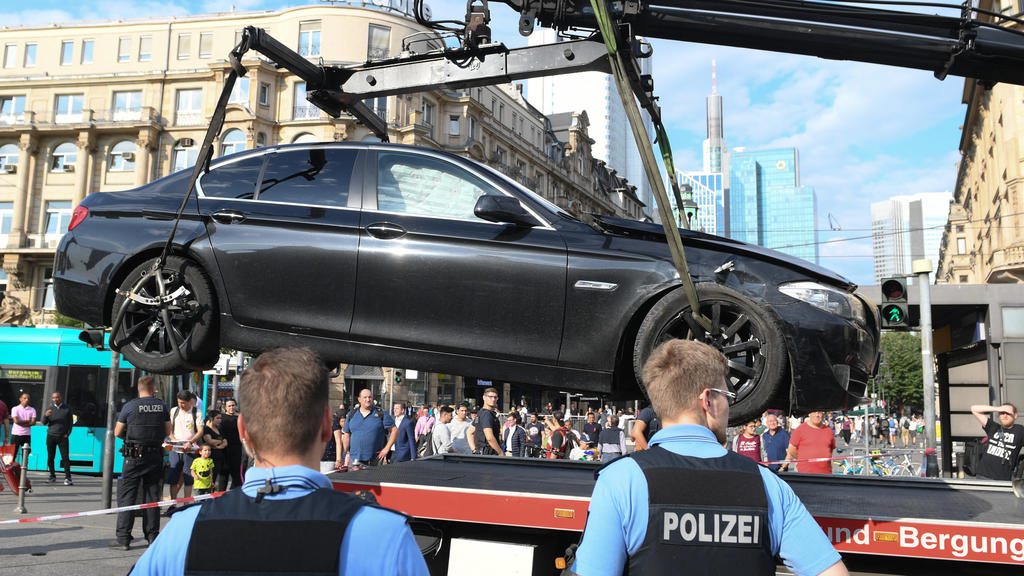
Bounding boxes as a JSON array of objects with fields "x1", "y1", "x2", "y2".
[
  {"x1": 0, "y1": 378, "x2": 45, "y2": 415},
  {"x1": 66, "y1": 366, "x2": 135, "y2": 427}
]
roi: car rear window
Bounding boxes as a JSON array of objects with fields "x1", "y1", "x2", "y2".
[
  {"x1": 199, "y1": 156, "x2": 264, "y2": 199},
  {"x1": 258, "y1": 148, "x2": 357, "y2": 207}
]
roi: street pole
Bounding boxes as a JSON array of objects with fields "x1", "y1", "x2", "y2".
[
  {"x1": 914, "y1": 259, "x2": 938, "y2": 476},
  {"x1": 101, "y1": 347, "x2": 120, "y2": 508}
]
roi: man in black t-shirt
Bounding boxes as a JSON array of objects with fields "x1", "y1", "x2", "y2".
[
  {"x1": 468, "y1": 387, "x2": 503, "y2": 455},
  {"x1": 583, "y1": 411, "x2": 602, "y2": 442},
  {"x1": 970, "y1": 403, "x2": 1024, "y2": 480},
  {"x1": 525, "y1": 413, "x2": 544, "y2": 457},
  {"x1": 630, "y1": 405, "x2": 661, "y2": 451}
]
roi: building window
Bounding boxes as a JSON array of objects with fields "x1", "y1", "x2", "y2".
[
  {"x1": 172, "y1": 142, "x2": 199, "y2": 172},
  {"x1": 177, "y1": 34, "x2": 191, "y2": 59},
  {"x1": 957, "y1": 237, "x2": 966, "y2": 254},
  {"x1": 3, "y1": 44, "x2": 16, "y2": 68},
  {"x1": 54, "y1": 94, "x2": 84, "y2": 123},
  {"x1": 256, "y1": 132, "x2": 266, "y2": 147},
  {"x1": 61, "y1": 41, "x2": 74, "y2": 65},
  {"x1": 220, "y1": 129, "x2": 246, "y2": 157},
  {"x1": 0, "y1": 95, "x2": 26, "y2": 124},
  {"x1": 199, "y1": 32, "x2": 214, "y2": 58},
  {"x1": 118, "y1": 37, "x2": 131, "y2": 62},
  {"x1": 24, "y1": 43, "x2": 36, "y2": 67},
  {"x1": 0, "y1": 201, "x2": 13, "y2": 249},
  {"x1": 367, "y1": 24, "x2": 390, "y2": 61},
  {"x1": 422, "y1": 101, "x2": 435, "y2": 126},
  {"x1": 258, "y1": 82, "x2": 270, "y2": 106},
  {"x1": 139, "y1": 36, "x2": 152, "y2": 61},
  {"x1": 229, "y1": 77, "x2": 250, "y2": 105},
  {"x1": 45, "y1": 201, "x2": 73, "y2": 236},
  {"x1": 519, "y1": 117, "x2": 524, "y2": 134},
  {"x1": 293, "y1": 82, "x2": 317, "y2": 119},
  {"x1": 51, "y1": 143, "x2": 77, "y2": 172},
  {"x1": 108, "y1": 140, "x2": 136, "y2": 172},
  {"x1": 449, "y1": 115, "x2": 459, "y2": 136},
  {"x1": 470, "y1": 116, "x2": 477, "y2": 139},
  {"x1": 299, "y1": 21, "x2": 321, "y2": 57},
  {"x1": 41, "y1": 267, "x2": 56, "y2": 310},
  {"x1": 175, "y1": 89, "x2": 203, "y2": 125},
  {"x1": 956, "y1": 224, "x2": 964, "y2": 232},
  {"x1": 0, "y1": 144, "x2": 17, "y2": 172},
  {"x1": 113, "y1": 91, "x2": 142, "y2": 121},
  {"x1": 81, "y1": 39, "x2": 93, "y2": 64},
  {"x1": 499, "y1": 104, "x2": 504, "y2": 124}
]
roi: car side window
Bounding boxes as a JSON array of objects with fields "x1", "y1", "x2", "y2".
[
  {"x1": 257, "y1": 148, "x2": 357, "y2": 207},
  {"x1": 199, "y1": 156, "x2": 265, "y2": 199},
  {"x1": 377, "y1": 152, "x2": 501, "y2": 220}
]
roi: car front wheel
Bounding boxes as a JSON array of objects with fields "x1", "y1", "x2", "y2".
[
  {"x1": 633, "y1": 283, "x2": 787, "y2": 424},
  {"x1": 111, "y1": 256, "x2": 218, "y2": 375}
]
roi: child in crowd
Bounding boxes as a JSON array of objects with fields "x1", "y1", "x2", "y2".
[{"x1": 190, "y1": 444, "x2": 216, "y2": 495}]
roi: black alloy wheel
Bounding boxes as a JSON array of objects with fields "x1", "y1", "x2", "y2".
[
  {"x1": 633, "y1": 283, "x2": 787, "y2": 424},
  {"x1": 111, "y1": 256, "x2": 218, "y2": 375}
]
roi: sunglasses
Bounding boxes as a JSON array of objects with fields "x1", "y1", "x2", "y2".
[{"x1": 707, "y1": 387, "x2": 737, "y2": 405}]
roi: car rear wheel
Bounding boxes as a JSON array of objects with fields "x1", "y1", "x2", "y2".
[
  {"x1": 633, "y1": 283, "x2": 787, "y2": 424},
  {"x1": 112, "y1": 256, "x2": 218, "y2": 375}
]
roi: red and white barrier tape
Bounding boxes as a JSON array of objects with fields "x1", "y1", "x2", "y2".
[{"x1": 0, "y1": 491, "x2": 225, "y2": 525}]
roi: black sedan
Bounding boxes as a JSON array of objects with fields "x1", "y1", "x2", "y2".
[{"x1": 54, "y1": 142, "x2": 879, "y2": 422}]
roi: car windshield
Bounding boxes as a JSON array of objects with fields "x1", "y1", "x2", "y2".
[{"x1": 475, "y1": 162, "x2": 581, "y2": 222}]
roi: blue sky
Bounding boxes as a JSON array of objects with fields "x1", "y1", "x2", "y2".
[{"x1": 4, "y1": 0, "x2": 970, "y2": 286}]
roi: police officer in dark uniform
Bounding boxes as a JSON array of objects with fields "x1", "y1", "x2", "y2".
[
  {"x1": 569, "y1": 340, "x2": 848, "y2": 576},
  {"x1": 110, "y1": 375, "x2": 171, "y2": 550}
]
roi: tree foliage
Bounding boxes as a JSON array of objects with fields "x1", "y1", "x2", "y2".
[{"x1": 875, "y1": 332, "x2": 924, "y2": 412}]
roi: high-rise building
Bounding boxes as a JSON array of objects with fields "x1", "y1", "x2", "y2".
[
  {"x1": 726, "y1": 148, "x2": 818, "y2": 264},
  {"x1": 872, "y1": 192, "x2": 952, "y2": 283},
  {"x1": 675, "y1": 171, "x2": 724, "y2": 235},
  {"x1": 525, "y1": 29, "x2": 655, "y2": 217},
  {"x1": 703, "y1": 60, "x2": 727, "y2": 174}
]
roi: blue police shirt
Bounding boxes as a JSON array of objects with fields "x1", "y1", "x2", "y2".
[
  {"x1": 572, "y1": 424, "x2": 840, "y2": 576},
  {"x1": 343, "y1": 407, "x2": 396, "y2": 461},
  {"x1": 131, "y1": 465, "x2": 427, "y2": 576}
]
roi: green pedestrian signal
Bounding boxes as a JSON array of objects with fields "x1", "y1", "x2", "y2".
[{"x1": 879, "y1": 278, "x2": 909, "y2": 329}]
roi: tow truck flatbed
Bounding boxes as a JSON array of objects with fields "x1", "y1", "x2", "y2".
[{"x1": 331, "y1": 455, "x2": 1024, "y2": 571}]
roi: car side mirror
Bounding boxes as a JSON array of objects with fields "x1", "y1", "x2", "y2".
[{"x1": 474, "y1": 195, "x2": 540, "y2": 227}]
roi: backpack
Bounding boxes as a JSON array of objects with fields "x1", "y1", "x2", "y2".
[
  {"x1": 417, "y1": 430, "x2": 435, "y2": 458},
  {"x1": 171, "y1": 406, "x2": 199, "y2": 429},
  {"x1": 902, "y1": 418, "x2": 910, "y2": 430}
]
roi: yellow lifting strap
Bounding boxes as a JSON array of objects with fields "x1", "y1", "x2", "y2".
[{"x1": 588, "y1": 0, "x2": 710, "y2": 332}]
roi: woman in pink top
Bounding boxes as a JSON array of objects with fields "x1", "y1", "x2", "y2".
[{"x1": 10, "y1": 393, "x2": 37, "y2": 464}]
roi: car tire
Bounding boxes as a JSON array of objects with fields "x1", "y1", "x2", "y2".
[
  {"x1": 112, "y1": 256, "x2": 218, "y2": 375},
  {"x1": 632, "y1": 283, "x2": 787, "y2": 424}
]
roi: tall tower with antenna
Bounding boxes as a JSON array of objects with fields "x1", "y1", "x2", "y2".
[{"x1": 703, "y1": 60, "x2": 726, "y2": 173}]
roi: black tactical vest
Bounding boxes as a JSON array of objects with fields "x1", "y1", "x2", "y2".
[
  {"x1": 624, "y1": 446, "x2": 775, "y2": 576},
  {"x1": 124, "y1": 397, "x2": 168, "y2": 446},
  {"x1": 184, "y1": 487, "x2": 365, "y2": 576}
]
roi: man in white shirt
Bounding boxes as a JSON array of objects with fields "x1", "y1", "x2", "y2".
[
  {"x1": 431, "y1": 406, "x2": 454, "y2": 454},
  {"x1": 448, "y1": 404, "x2": 471, "y2": 454}
]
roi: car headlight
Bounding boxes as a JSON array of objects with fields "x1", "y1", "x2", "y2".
[{"x1": 778, "y1": 281, "x2": 866, "y2": 324}]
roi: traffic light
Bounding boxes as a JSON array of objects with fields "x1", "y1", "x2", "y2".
[
  {"x1": 78, "y1": 329, "x2": 107, "y2": 350},
  {"x1": 880, "y1": 277, "x2": 909, "y2": 329},
  {"x1": 394, "y1": 370, "x2": 403, "y2": 384}
]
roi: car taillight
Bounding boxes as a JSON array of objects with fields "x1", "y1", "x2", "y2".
[{"x1": 68, "y1": 205, "x2": 89, "y2": 231}]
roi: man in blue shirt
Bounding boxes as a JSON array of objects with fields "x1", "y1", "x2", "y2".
[
  {"x1": 570, "y1": 339, "x2": 847, "y2": 576},
  {"x1": 761, "y1": 411, "x2": 791, "y2": 472},
  {"x1": 132, "y1": 347, "x2": 427, "y2": 575},
  {"x1": 343, "y1": 388, "x2": 397, "y2": 466}
]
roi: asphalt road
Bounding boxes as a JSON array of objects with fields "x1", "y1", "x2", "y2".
[{"x1": 0, "y1": 472, "x2": 153, "y2": 576}]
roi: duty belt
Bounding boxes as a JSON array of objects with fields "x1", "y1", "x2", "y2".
[{"x1": 122, "y1": 442, "x2": 163, "y2": 458}]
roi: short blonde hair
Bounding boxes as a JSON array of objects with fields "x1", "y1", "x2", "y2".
[{"x1": 641, "y1": 339, "x2": 729, "y2": 421}]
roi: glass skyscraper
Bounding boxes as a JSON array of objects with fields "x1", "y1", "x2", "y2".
[
  {"x1": 871, "y1": 192, "x2": 952, "y2": 283},
  {"x1": 727, "y1": 148, "x2": 818, "y2": 264}
]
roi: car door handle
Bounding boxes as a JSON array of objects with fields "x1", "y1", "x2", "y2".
[
  {"x1": 365, "y1": 222, "x2": 407, "y2": 240},
  {"x1": 211, "y1": 210, "x2": 247, "y2": 225}
]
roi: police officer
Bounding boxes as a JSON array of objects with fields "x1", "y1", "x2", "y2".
[
  {"x1": 132, "y1": 347, "x2": 428, "y2": 575},
  {"x1": 569, "y1": 339, "x2": 848, "y2": 576},
  {"x1": 110, "y1": 375, "x2": 171, "y2": 550}
]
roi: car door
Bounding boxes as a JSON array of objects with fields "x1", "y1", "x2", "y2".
[
  {"x1": 198, "y1": 146, "x2": 364, "y2": 336},
  {"x1": 351, "y1": 149, "x2": 567, "y2": 364}
]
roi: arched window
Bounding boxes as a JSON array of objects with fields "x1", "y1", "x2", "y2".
[
  {"x1": 108, "y1": 140, "x2": 136, "y2": 172},
  {"x1": 51, "y1": 142, "x2": 77, "y2": 172},
  {"x1": 220, "y1": 129, "x2": 246, "y2": 157},
  {"x1": 0, "y1": 143, "x2": 18, "y2": 172},
  {"x1": 292, "y1": 132, "x2": 317, "y2": 144}
]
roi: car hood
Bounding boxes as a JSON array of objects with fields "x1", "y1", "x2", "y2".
[{"x1": 589, "y1": 215, "x2": 856, "y2": 292}]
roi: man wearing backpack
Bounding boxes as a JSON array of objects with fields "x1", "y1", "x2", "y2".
[
  {"x1": 899, "y1": 414, "x2": 911, "y2": 448},
  {"x1": 342, "y1": 388, "x2": 397, "y2": 467},
  {"x1": 166, "y1": 390, "x2": 204, "y2": 504},
  {"x1": 546, "y1": 414, "x2": 576, "y2": 459}
]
